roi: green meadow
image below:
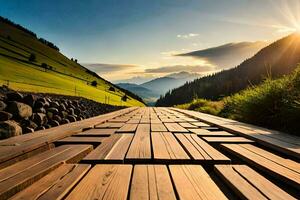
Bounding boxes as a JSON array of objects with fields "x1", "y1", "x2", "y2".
[{"x1": 0, "y1": 21, "x2": 144, "y2": 107}]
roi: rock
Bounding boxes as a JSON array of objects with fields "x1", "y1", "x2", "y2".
[
  {"x1": 53, "y1": 115, "x2": 61, "y2": 122},
  {"x1": 0, "y1": 120, "x2": 22, "y2": 139},
  {"x1": 22, "y1": 94, "x2": 36, "y2": 107},
  {"x1": 34, "y1": 101, "x2": 44, "y2": 109},
  {"x1": 23, "y1": 127, "x2": 34, "y2": 134},
  {"x1": 47, "y1": 107, "x2": 59, "y2": 115},
  {"x1": 34, "y1": 107, "x2": 46, "y2": 114},
  {"x1": 46, "y1": 111, "x2": 53, "y2": 120},
  {"x1": 67, "y1": 115, "x2": 76, "y2": 122},
  {"x1": 37, "y1": 98, "x2": 47, "y2": 104},
  {"x1": 7, "y1": 101, "x2": 32, "y2": 119},
  {"x1": 68, "y1": 108, "x2": 75, "y2": 115},
  {"x1": 28, "y1": 120, "x2": 38, "y2": 130},
  {"x1": 59, "y1": 111, "x2": 68, "y2": 118},
  {"x1": 0, "y1": 101, "x2": 7, "y2": 111},
  {"x1": 76, "y1": 116, "x2": 82, "y2": 121},
  {"x1": 60, "y1": 118, "x2": 70, "y2": 124},
  {"x1": 6, "y1": 92, "x2": 23, "y2": 102},
  {"x1": 44, "y1": 124, "x2": 51, "y2": 129},
  {"x1": 74, "y1": 108, "x2": 81, "y2": 115},
  {"x1": 50, "y1": 101, "x2": 59, "y2": 108},
  {"x1": 58, "y1": 104, "x2": 66, "y2": 111},
  {"x1": 32, "y1": 113, "x2": 47, "y2": 125},
  {"x1": 44, "y1": 101, "x2": 50, "y2": 108},
  {"x1": 36, "y1": 126, "x2": 45, "y2": 131},
  {"x1": 0, "y1": 111, "x2": 13, "y2": 121},
  {"x1": 48, "y1": 120, "x2": 59, "y2": 127}
]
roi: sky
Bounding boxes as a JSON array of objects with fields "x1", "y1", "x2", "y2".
[{"x1": 1, "y1": 0, "x2": 300, "y2": 83}]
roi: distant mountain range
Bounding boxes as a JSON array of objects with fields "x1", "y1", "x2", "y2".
[
  {"x1": 178, "y1": 41, "x2": 268, "y2": 69},
  {"x1": 117, "y1": 71, "x2": 201, "y2": 105},
  {"x1": 156, "y1": 33, "x2": 300, "y2": 106}
]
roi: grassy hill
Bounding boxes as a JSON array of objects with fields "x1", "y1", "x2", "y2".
[
  {"x1": 156, "y1": 33, "x2": 300, "y2": 106},
  {"x1": 0, "y1": 17, "x2": 144, "y2": 107}
]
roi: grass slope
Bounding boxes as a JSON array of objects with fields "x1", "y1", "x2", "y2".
[
  {"x1": 0, "y1": 20, "x2": 144, "y2": 107},
  {"x1": 176, "y1": 66, "x2": 300, "y2": 136}
]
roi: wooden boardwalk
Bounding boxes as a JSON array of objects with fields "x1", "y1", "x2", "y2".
[{"x1": 0, "y1": 107, "x2": 299, "y2": 199}]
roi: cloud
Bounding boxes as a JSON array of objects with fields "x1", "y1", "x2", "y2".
[
  {"x1": 177, "y1": 33, "x2": 199, "y2": 39},
  {"x1": 177, "y1": 41, "x2": 268, "y2": 69},
  {"x1": 82, "y1": 63, "x2": 138, "y2": 73},
  {"x1": 145, "y1": 65, "x2": 214, "y2": 74}
]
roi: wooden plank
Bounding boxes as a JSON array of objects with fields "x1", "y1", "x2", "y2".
[
  {"x1": 203, "y1": 137, "x2": 254, "y2": 143},
  {"x1": 179, "y1": 122, "x2": 198, "y2": 128},
  {"x1": 0, "y1": 107, "x2": 136, "y2": 165},
  {"x1": 151, "y1": 132, "x2": 190, "y2": 162},
  {"x1": 189, "y1": 129, "x2": 234, "y2": 137},
  {"x1": 10, "y1": 164, "x2": 91, "y2": 200},
  {"x1": 140, "y1": 118, "x2": 150, "y2": 123},
  {"x1": 164, "y1": 123, "x2": 189, "y2": 132},
  {"x1": 83, "y1": 134, "x2": 133, "y2": 163},
  {"x1": 0, "y1": 143, "x2": 54, "y2": 170},
  {"x1": 172, "y1": 108, "x2": 300, "y2": 159},
  {"x1": 151, "y1": 123, "x2": 167, "y2": 132},
  {"x1": 215, "y1": 165, "x2": 296, "y2": 200},
  {"x1": 169, "y1": 165, "x2": 227, "y2": 200},
  {"x1": 95, "y1": 122, "x2": 125, "y2": 128},
  {"x1": 130, "y1": 165, "x2": 176, "y2": 200},
  {"x1": 192, "y1": 122, "x2": 211, "y2": 127},
  {"x1": 175, "y1": 134, "x2": 230, "y2": 163},
  {"x1": 108, "y1": 117, "x2": 130, "y2": 122},
  {"x1": 55, "y1": 137, "x2": 104, "y2": 146},
  {"x1": 0, "y1": 145, "x2": 93, "y2": 199},
  {"x1": 221, "y1": 144, "x2": 300, "y2": 190},
  {"x1": 126, "y1": 124, "x2": 151, "y2": 160},
  {"x1": 76, "y1": 128, "x2": 117, "y2": 136},
  {"x1": 127, "y1": 119, "x2": 141, "y2": 123},
  {"x1": 159, "y1": 118, "x2": 174, "y2": 123},
  {"x1": 65, "y1": 164, "x2": 132, "y2": 200},
  {"x1": 151, "y1": 118, "x2": 161, "y2": 124},
  {"x1": 117, "y1": 123, "x2": 138, "y2": 133}
]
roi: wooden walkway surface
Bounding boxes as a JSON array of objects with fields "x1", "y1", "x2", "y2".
[{"x1": 0, "y1": 107, "x2": 299, "y2": 199}]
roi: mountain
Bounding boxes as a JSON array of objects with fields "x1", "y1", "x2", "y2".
[
  {"x1": 116, "y1": 83, "x2": 159, "y2": 104},
  {"x1": 0, "y1": 16, "x2": 144, "y2": 106},
  {"x1": 141, "y1": 71, "x2": 201, "y2": 94},
  {"x1": 178, "y1": 41, "x2": 268, "y2": 69},
  {"x1": 156, "y1": 33, "x2": 300, "y2": 106},
  {"x1": 116, "y1": 71, "x2": 201, "y2": 105}
]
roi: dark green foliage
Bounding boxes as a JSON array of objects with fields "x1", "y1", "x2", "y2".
[
  {"x1": 221, "y1": 67, "x2": 300, "y2": 135},
  {"x1": 109, "y1": 86, "x2": 115, "y2": 92},
  {"x1": 122, "y1": 95, "x2": 128, "y2": 102},
  {"x1": 28, "y1": 53, "x2": 36, "y2": 62},
  {"x1": 91, "y1": 80, "x2": 98, "y2": 87},
  {"x1": 38, "y1": 38, "x2": 60, "y2": 51},
  {"x1": 176, "y1": 99, "x2": 223, "y2": 115},
  {"x1": 156, "y1": 33, "x2": 300, "y2": 106}
]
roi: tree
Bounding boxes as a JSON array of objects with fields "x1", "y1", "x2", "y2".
[
  {"x1": 121, "y1": 95, "x2": 128, "y2": 102},
  {"x1": 109, "y1": 86, "x2": 115, "y2": 92},
  {"x1": 91, "y1": 80, "x2": 97, "y2": 87},
  {"x1": 28, "y1": 53, "x2": 36, "y2": 62}
]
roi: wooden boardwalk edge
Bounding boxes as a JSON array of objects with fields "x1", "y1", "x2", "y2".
[{"x1": 171, "y1": 107, "x2": 300, "y2": 159}]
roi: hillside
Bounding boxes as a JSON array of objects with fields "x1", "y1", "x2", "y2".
[
  {"x1": 156, "y1": 33, "x2": 300, "y2": 106},
  {"x1": 0, "y1": 17, "x2": 144, "y2": 107}
]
